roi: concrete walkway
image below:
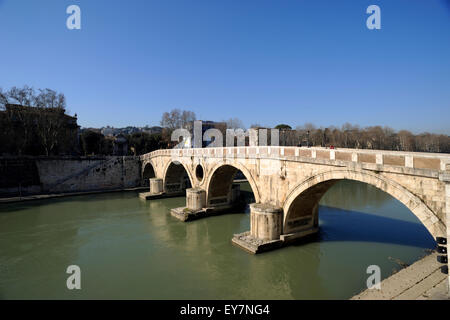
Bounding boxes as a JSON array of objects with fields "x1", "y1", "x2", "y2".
[{"x1": 351, "y1": 252, "x2": 449, "y2": 300}]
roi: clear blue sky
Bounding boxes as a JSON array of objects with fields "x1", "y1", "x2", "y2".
[{"x1": 1, "y1": 0, "x2": 449, "y2": 134}]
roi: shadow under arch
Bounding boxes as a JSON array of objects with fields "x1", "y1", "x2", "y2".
[
  {"x1": 205, "y1": 162, "x2": 260, "y2": 208},
  {"x1": 163, "y1": 160, "x2": 193, "y2": 195},
  {"x1": 283, "y1": 169, "x2": 446, "y2": 239},
  {"x1": 316, "y1": 205, "x2": 436, "y2": 248},
  {"x1": 142, "y1": 161, "x2": 156, "y2": 186}
]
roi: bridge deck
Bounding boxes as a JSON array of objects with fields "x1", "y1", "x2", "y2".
[{"x1": 143, "y1": 146, "x2": 450, "y2": 174}]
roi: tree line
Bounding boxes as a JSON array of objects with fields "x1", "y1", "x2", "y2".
[
  {"x1": 0, "y1": 86, "x2": 78, "y2": 156},
  {"x1": 291, "y1": 123, "x2": 450, "y2": 153},
  {"x1": 79, "y1": 129, "x2": 164, "y2": 156},
  {"x1": 1, "y1": 86, "x2": 449, "y2": 156}
]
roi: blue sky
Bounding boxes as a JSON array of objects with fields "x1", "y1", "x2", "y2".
[{"x1": 1, "y1": 0, "x2": 449, "y2": 134}]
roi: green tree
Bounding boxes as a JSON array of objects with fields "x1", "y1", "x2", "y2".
[{"x1": 274, "y1": 124, "x2": 292, "y2": 130}]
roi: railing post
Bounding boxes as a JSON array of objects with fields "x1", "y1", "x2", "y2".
[
  {"x1": 405, "y1": 155, "x2": 413, "y2": 168},
  {"x1": 376, "y1": 153, "x2": 383, "y2": 165}
]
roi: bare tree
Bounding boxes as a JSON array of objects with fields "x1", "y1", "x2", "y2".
[
  {"x1": 160, "y1": 109, "x2": 196, "y2": 148},
  {"x1": 34, "y1": 88, "x2": 66, "y2": 109},
  {"x1": 161, "y1": 108, "x2": 196, "y2": 130},
  {"x1": 6, "y1": 86, "x2": 36, "y2": 106},
  {"x1": 1, "y1": 86, "x2": 67, "y2": 110},
  {"x1": 225, "y1": 117, "x2": 245, "y2": 130},
  {"x1": 341, "y1": 123, "x2": 360, "y2": 148},
  {"x1": 180, "y1": 110, "x2": 196, "y2": 128},
  {"x1": 398, "y1": 130, "x2": 415, "y2": 151},
  {"x1": 2, "y1": 105, "x2": 34, "y2": 155},
  {"x1": 1, "y1": 86, "x2": 70, "y2": 155},
  {"x1": 288, "y1": 120, "x2": 449, "y2": 153},
  {"x1": 161, "y1": 109, "x2": 180, "y2": 130},
  {"x1": 35, "y1": 109, "x2": 66, "y2": 156},
  {"x1": 296, "y1": 122, "x2": 316, "y2": 132},
  {"x1": 1, "y1": 87, "x2": 38, "y2": 154}
]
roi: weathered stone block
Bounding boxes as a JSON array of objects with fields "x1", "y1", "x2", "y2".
[
  {"x1": 250, "y1": 203, "x2": 283, "y2": 241},
  {"x1": 150, "y1": 178, "x2": 163, "y2": 194},
  {"x1": 186, "y1": 188, "x2": 206, "y2": 211}
]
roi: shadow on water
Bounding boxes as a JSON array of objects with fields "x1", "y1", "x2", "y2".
[{"x1": 298, "y1": 205, "x2": 437, "y2": 249}]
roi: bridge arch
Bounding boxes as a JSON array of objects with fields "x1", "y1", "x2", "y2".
[
  {"x1": 206, "y1": 162, "x2": 260, "y2": 207},
  {"x1": 163, "y1": 160, "x2": 193, "y2": 195},
  {"x1": 142, "y1": 161, "x2": 156, "y2": 185},
  {"x1": 283, "y1": 169, "x2": 446, "y2": 238}
]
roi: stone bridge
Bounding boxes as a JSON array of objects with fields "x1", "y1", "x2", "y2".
[{"x1": 140, "y1": 146, "x2": 450, "y2": 289}]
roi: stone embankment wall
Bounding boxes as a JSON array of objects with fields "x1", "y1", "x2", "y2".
[{"x1": 0, "y1": 156, "x2": 142, "y2": 197}]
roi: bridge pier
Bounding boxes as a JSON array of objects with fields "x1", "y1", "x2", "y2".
[
  {"x1": 170, "y1": 188, "x2": 213, "y2": 221},
  {"x1": 186, "y1": 188, "x2": 206, "y2": 211},
  {"x1": 150, "y1": 178, "x2": 164, "y2": 194},
  {"x1": 250, "y1": 203, "x2": 283, "y2": 241},
  {"x1": 139, "y1": 178, "x2": 170, "y2": 200},
  {"x1": 232, "y1": 203, "x2": 284, "y2": 253},
  {"x1": 232, "y1": 202, "x2": 320, "y2": 254}
]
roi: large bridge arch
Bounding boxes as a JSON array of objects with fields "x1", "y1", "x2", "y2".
[
  {"x1": 162, "y1": 160, "x2": 194, "y2": 195},
  {"x1": 283, "y1": 169, "x2": 446, "y2": 239},
  {"x1": 205, "y1": 161, "x2": 260, "y2": 207}
]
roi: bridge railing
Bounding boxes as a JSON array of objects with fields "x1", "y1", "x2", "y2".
[{"x1": 142, "y1": 146, "x2": 450, "y2": 172}]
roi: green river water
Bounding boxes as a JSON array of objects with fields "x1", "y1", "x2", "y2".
[{"x1": 0, "y1": 180, "x2": 436, "y2": 299}]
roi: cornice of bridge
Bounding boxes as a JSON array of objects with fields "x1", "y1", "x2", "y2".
[{"x1": 141, "y1": 146, "x2": 450, "y2": 177}]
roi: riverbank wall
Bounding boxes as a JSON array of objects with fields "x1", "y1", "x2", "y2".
[{"x1": 0, "y1": 156, "x2": 142, "y2": 197}]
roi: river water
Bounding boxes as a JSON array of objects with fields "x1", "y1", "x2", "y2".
[{"x1": 0, "y1": 180, "x2": 436, "y2": 299}]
